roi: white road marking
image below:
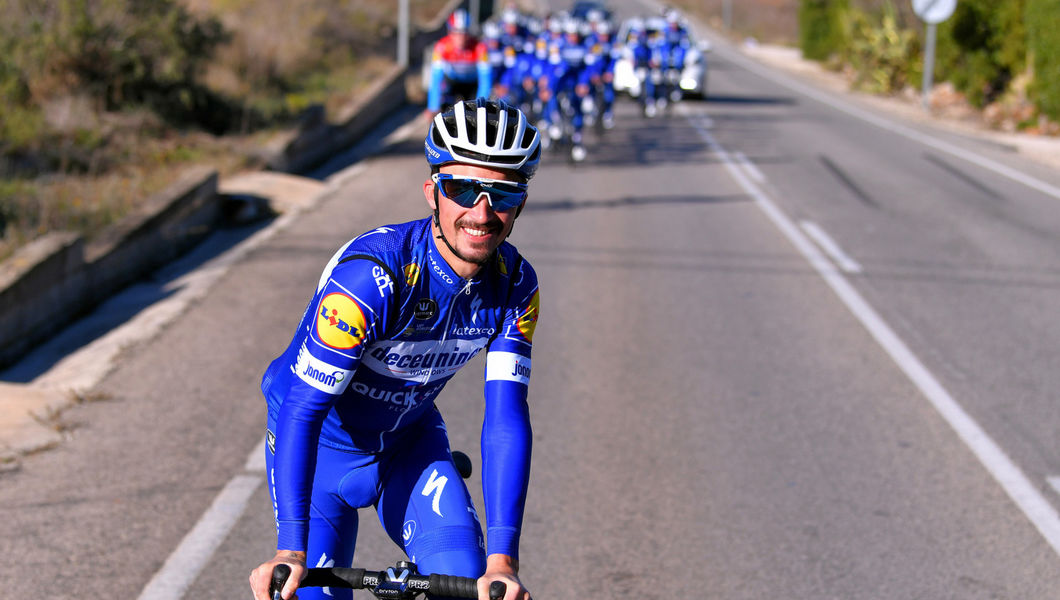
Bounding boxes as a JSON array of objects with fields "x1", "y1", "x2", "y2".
[
  {"x1": 733, "y1": 151, "x2": 766, "y2": 184},
  {"x1": 137, "y1": 442, "x2": 265, "y2": 600},
  {"x1": 798, "y1": 220, "x2": 864, "y2": 274},
  {"x1": 132, "y1": 111, "x2": 420, "y2": 600},
  {"x1": 682, "y1": 104, "x2": 1060, "y2": 559},
  {"x1": 720, "y1": 46, "x2": 1060, "y2": 202}
]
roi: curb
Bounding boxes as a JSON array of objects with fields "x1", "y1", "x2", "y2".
[{"x1": 0, "y1": 383, "x2": 75, "y2": 470}]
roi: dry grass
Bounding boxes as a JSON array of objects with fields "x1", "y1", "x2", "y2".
[
  {"x1": 0, "y1": 0, "x2": 452, "y2": 262},
  {"x1": 667, "y1": 0, "x2": 922, "y2": 46},
  {"x1": 669, "y1": 0, "x2": 800, "y2": 45}
]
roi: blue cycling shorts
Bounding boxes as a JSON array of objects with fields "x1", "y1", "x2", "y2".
[{"x1": 265, "y1": 408, "x2": 486, "y2": 600}]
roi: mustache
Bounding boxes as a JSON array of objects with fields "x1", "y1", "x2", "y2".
[{"x1": 456, "y1": 216, "x2": 501, "y2": 231}]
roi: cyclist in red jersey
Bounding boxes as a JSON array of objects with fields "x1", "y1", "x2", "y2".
[{"x1": 427, "y1": 9, "x2": 493, "y2": 114}]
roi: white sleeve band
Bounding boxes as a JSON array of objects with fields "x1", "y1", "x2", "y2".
[
  {"x1": 294, "y1": 343, "x2": 353, "y2": 394},
  {"x1": 486, "y1": 351, "x2": 531, "y2": 385}
]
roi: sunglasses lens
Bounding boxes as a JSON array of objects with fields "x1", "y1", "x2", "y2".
[
  {"x1": 440, "y1": 179, "x2": 479, "y2": 206},
  {"x1": 436, "y1": 175, "x2": 527, "y2": 211}
]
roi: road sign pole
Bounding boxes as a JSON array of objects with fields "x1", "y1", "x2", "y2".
[
  {"x1": 398, "y1": 0, "x2": 409, "y2": 67},
  {"x1": 921, "y1": 22, "x2": 936, "y2": 110}
]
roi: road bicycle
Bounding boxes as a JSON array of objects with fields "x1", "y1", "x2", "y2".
[
  {"x1": 269, "y1": 561, "x2": 506, "y2": 600},
  {"x1": 268, "y1": 451, "x2": 505, "y2": 600}
]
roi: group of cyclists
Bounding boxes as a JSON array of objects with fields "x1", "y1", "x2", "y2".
[{"x1": 426, "y1": 3, "x2": 699, "y2": 163}]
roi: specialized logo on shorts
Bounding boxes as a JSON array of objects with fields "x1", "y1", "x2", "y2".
[
  {"x1": 516, "y1": 290, "x2": 539, "y2": 342},
  {"x1": 316, "y1": 292, "x2": 366, "y2": 350},
  {"x1": 404, "y1": 262, "x2": 421, "y2": 286}
]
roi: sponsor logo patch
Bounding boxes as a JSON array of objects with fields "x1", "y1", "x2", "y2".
[
  {"x1": 415, "y1": 298, "x2": 438, "y2": 320},
  {"x1": 404, "y1": 262, "x2": 421, "y2": 286},
  {"x1": 316, "y1": 292, "x2": 367, "y2": 350},
  {"x1": 402, "y1": 520, "x2": 417, "y2": 543},
  {"x1": 295, "y1": 342, "x2": 353, "y2": 394},
  {"x1": 516, "y1": 290, "x2": 539, "y2": 342},
  {"x1": 486, "y1": 351, "x2": 531, "y2": 385},
  {"x1": 362, "y1": 338, "x2": 490, "y2": 382}
]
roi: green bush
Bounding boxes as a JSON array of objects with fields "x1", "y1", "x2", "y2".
[
  {"x1": 800, "y1": 0, "x2": 850, "y2": 61},
  {"x1": 935, "y1": 0, "x2": 1026, "y2": 107},
  {"x1": 842, "y1": 2, "x2": 919, "y2": 94},
  {"x1": 1026, "y1": 0, "x2": 1060, "y2": 121}
]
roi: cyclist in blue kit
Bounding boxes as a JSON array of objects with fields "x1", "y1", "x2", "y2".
[{"x1": 249, "y1": 98, "x2": 541, "y2": 600}]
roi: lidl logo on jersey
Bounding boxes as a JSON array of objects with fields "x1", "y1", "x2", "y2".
[
  {"x1": 516, "y1": 290, "x2": 540, "y2": 342},
  {"x1": 316, "y1": 292, "x2": 367, "y2": 350},
  {"x1": 294, "y1": 342, "x2": 353, "y2": 394}
]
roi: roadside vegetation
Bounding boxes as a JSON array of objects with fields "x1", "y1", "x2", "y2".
[
  {"x1": 0, "y1": 0, "x2": 449, "y2": 261},
  {"x1": 671, "y1": 0, "x2": 1060, "y2": 135}
]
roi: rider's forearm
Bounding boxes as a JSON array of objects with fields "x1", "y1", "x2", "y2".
[
  {"x1": 273, "y1": 383, "x2": 331, "y2": 551},
  {"x1": 481, "y1": 382, "x2": 532, "y2": 559}
]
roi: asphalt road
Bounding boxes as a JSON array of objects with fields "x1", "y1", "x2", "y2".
[{"x1": 3, "y1": 2, "x2": 1060, "y2": 598}]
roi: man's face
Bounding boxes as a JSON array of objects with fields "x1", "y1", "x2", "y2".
[{"x1": 424, "y1": 163, "x2": 525, "y2": 278}]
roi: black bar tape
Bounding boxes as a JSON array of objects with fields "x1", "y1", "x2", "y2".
[
  {"x1": 302, "y1": 567, "x2": 367, "y2": 589},
  {"x1": 428, "y1": 573, "x2": 479, "y2": 598}
]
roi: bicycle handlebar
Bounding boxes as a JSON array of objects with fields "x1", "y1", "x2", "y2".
[{"x1": 269, "y1": 562, "x2": 506, "y2": 600}]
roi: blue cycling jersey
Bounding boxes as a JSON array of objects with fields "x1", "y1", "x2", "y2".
[{"x1": 262, "y1": 217, "x2": 538, "y2": 558}]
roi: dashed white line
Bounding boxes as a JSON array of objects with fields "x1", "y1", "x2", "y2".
[
  {"x1": 682, "y1": 103, "x2": 1060, "y2": 559},
  {"x1": 799, "y1": 220, "x2": 863, "y2": 274}
]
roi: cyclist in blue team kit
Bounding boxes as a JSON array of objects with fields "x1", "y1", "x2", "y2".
[{"x1": 249, "y1": 98, "x2": 541, "y2": 600}]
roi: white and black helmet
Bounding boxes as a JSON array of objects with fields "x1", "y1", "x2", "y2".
[{"x1": 425, "y1": 98, "x2": 541, "y2": 180}]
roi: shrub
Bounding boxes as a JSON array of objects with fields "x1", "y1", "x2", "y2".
[
  {"x1": 1026, "y1": 0, "x2": 1060, "y2": 121},
  {"x1": 799, "y1": 0, "x2": 850, "y2": 61},
  {"x1": 935, "y1": 0, "x2": 1026, "y2": 107},
  {"x1": 842, "y1": 2, "x2": 919, "y2": 94}
]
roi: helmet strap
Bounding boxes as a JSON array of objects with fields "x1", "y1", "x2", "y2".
[{"x1": 432, "y1": 186, "x2": 468, "y2": 261}]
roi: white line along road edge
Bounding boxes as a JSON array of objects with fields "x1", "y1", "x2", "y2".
[
  {"x1": 137, "y1": 439, "x2": 267, "y2": 600},
  {"x1": 681, "y1": 104, "x2": 1060, "y2": 558},
  {"x1": 721, "y1": 44, "x2": 1060, "y2": 202}
]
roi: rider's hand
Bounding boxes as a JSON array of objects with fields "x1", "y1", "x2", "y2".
[
  {"x1": 249, "y1": 550, "x2": 307, "y2": 600},
  {"x1": 479, "y1": 554, "x2": 530, "y2": 600}
]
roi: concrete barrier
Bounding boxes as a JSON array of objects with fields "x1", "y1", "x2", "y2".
[{"x1": 0, "y1": 167, "x2": 218, "y2": 369}]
